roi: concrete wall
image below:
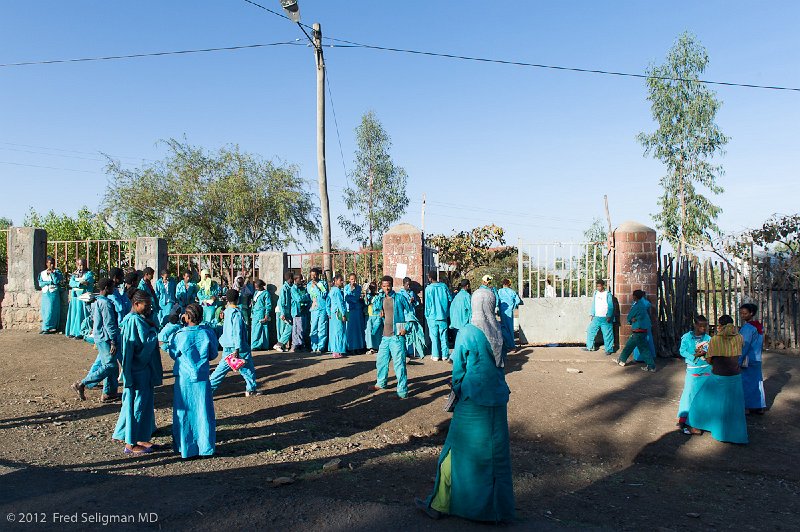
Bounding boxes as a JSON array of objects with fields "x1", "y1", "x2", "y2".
[
  {"x1": 518, "y1": 297, "x2": 592, "y2": 345},
  {"x1": 1, "y1": 227, "x2": 47, "y2": 331}
]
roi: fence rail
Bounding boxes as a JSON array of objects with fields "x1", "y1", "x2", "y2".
[
  {"x1": 517, "y1": 241, "x2": 609, "y2": 298},
  {"x1": 288, "y1": 250, "x2": 383, "y2": 282},
  {"x1": 168, "y1": 253, "x2": 261, "y2": 283},
  {"x1": 48, "y1": 239, "x2": 136, "y2": 277}
]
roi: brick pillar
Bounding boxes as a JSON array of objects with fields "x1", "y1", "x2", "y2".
[
  {"x1": 1, "y1": 227, "x2": 47, "y2": 330},
  {"x1": 613, "y1": 221, "x2": 658, "y2": 349},
  {"x1": 135, "y1": 237, "x2": 168, "y2": 274},
  {"x1": 382, "y1": 223, "x2": 423, "y2": 290}
]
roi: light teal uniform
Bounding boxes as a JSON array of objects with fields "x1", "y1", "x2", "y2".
[
  {"x1": 497, "y1": 287, "x2": 521, "y2": 351},
  {"x1": 38, "y1": 269, "x2": 63, "y2": 332},
  {"x1": 677, "y1": 330, "x2": 712, "y2": 423},
  {"x1": 308, "y1": 279, "x2": 329, "y2": 351},
  {"x1": 364, "y1": 292, "x2": 383, "y2": 350},
  {"x1": 197, "y1": 281, "x2": 222, "y2": 327},
  {"x1": 633, "y1": 297, "x2": 657, "y2": 362},
  {"x1": 327, "y1": 286, "x2": 347, "y2": 354},
  {"x1": 276, "y1": 281, "x2": 293, "y2": 346},
  {"x1": 175, "y1": 280, "x2": 199, "y2": 310},
  {"x1": 449, "y1": 289, "x2": 472, "y2": 332},
  {"x1": 81, "y1": 295, "x2": 121, "y2": 395},
  {"x1": 65, "y1": 270, "x2": 95, "y2": 338},
  {"x1": 137, "y1": 278, "x2": 160, "y2": 324},
  {"x1": 210, "y1": 307, "x2": 258, "y2": 392},
  {"x1": 250, "y1": 290, "x2": 273, "y2": 351},
  {"x1": 425, "y1": 282, "x2": 453, "y2": 360},
  {"x1": 424, "y1": 324, "x2": 514, "y2": 523},
  {"x1": 344, "y1": 284, "x2": 366, "y2": 352},
  {"x1": 112, "y1": 312, "x2": 162, "y2": 445},
  {"x1": 586, "y1": 290, "x2": 614, "y2": 353},
  {"x1": 166, "y1": 324, "x2": 218, "y2": 458},
  {"x1": 155, "y1": 277, "x2": 177, "y2": 326},
  {"x1": 740, "y1": 321, "x2": 766, "y2": 410},
  {"x1": 374, "y1": 289, "x2": 415, "y2": 398},
  {"x1": 618, "y1": 298, "x2": 655, "y2": 369}
]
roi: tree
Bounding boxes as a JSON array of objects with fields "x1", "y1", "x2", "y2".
[
  {"x1": 427, "y1": 224, "x2": 512, "y2": 283},
  {"x1": 338, "y1": 111, "x2": 409, "y2": 249},
  {"x1": 23, "y1": 207, "x2": 117, "y2": 241},
  {"x1": 637, "y1": 32, "x2": 729, "y2": 255},
  {"x1": 0, "y1": 216, "x2": 11, "y2": 274},
  {"x1": 103, "y1": 139, "x2": 319, "y2": 252}
]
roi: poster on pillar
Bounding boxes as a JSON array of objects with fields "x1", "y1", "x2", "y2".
[{"x1": 395, "y1": 263, "x2": 407, "y2": 279}]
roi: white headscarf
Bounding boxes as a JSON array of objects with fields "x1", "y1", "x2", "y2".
[{"x1": 470, "y1": 287, "x2": 504, "y2": 368}]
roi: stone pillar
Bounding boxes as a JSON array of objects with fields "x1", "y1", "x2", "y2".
[
  {"x1": 258, "y1": 251, "x2": 288, "y2": 291},
  {"x1": 135, "y1": 237, "x2": 168, "y2": 274},
  {"x1": 612, "y1": 221, "x2": 658, "y2": 350},
  {"x1": 1, "y1": 227, "x2": 47, "y2": 330},
  {"x1": 382, "y1": 223, "x2": 424, "y2": 290}
]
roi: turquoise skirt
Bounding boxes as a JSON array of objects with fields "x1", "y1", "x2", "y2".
[
  {"x1": 677, "y1": 368, "x2": 712, "y2": 421},
  {"x1": 172, "y1": 376, "x2": 215, "y2": 458},
  {"x1": 113, "y1": 368, "x2": 157, "y2": 445},
  {"x1": 426, "y1": 399, "x2": 515, "y2": 523},
  {"x1": 687, "y1": 374, "x2": 748, "y2": 444},
  {"x1": 40, "y1": 290, "x2": 61, "y2": 331}
]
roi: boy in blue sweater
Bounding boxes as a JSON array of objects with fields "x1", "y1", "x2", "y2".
[{"x1": 617, "y1": 290, "x2": 656, "y2": 372}]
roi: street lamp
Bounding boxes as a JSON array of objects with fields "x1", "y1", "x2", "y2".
[{"x1": 279, "y1": 0, "x2": 301, "y2": 22}]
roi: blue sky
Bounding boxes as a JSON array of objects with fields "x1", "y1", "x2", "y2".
[{"x1": 1, "y1": 1, "x2": 798, "y2": 251}]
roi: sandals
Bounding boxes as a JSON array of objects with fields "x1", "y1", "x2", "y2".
[
  {"x1": 123, "y1": 445, "x2": 154, "y2": 456},
  {"x1": 71, "y1": 382, "x2": 86, "y2": 401}
]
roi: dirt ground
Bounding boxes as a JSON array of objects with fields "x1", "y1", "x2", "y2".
[{"x1": 0, "y1": 330, "x2": 798, "y2": 531}]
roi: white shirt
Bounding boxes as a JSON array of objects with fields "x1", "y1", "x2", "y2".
[
  {"x1": 594, "y1": 290, "x2": 609, "y2": 317},
  {"x1": 544, "y1": 285, "x2": 556, "y2": 298}
]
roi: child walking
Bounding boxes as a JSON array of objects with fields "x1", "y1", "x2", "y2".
[{"x1": 210, "y1": 289, "x2": 263, "y2": 397}]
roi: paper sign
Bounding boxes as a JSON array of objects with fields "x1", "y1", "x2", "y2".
[{"x1": 395, "y1": 263, "x2": 408, "y2": 279}]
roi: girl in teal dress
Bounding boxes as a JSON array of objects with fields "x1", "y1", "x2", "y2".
[
  {"x1": 38, "y1": 256, "x2": 63, "y2": 333},
  {"x1": 65, "y1": 258, "x2": 94, "y2": 339},
  {"x1": 155, "y1": 269, "x2": 177, "y2": 326},
  {"x1": 364, "y1": 282, "x2": 383, "y2": 353},
  {"x1": 112, "y1": 289, "x2": 163, "y2": 456},
  {"x1": 175, "y1": 270, "x2": 199, "y2": 311},
  {"x1": 197, "y1": 269, "x2": 221, "y2": 326}
]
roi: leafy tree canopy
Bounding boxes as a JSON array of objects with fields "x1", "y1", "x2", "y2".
[
  {"x1": 428, "y1": 224, "x2": 512, "y2": 282},
  {"x1": 23, "y1": 206, "x2": 117, "y2": 241},
  {"x1": 103, "y1": 139, "x2": 319, "y2": 253}
]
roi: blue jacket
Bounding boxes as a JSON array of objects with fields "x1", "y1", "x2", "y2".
[
  {"x1": 220, "y1": 306, "x2": 249, "y2": 355},
  {"x1": 424, "y1": 282, "x2": 452, "y2": 321},
  {"x1": 590, "y1": 290, "x2": 614, "y2": 319},
  {"x1": 627, "y1": 298, "x2": 652, "y2": 330},
  {"x1": 168, "y1": 325, "x2": 219, "y2": 382},
  {"x1": 307, "y1": 279, "x2": 329, "y2": 315},
  {"x1": 451, "y1": 324, "x2": 510, "y2": 407},
  {"x1": 92, "y1": 295, "x2": 120, "y2": 344},
  {"x1": 740, "y1": 321, "x2": 764, "y2": 364}
]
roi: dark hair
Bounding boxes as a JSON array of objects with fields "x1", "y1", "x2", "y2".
[
  {"x1": 311, "y1": 267, "x2": 322, "y2": 275},
  {"x1": 718, "y1": 314, "x2": 734, "y2": 326},
  {"x1": 160, "y1": 269, "x2": 169, "y2": 276},
  {"x1": 502, "y1": 278, "x2": 512, "y2": 287},
  {"x1": 124, "y1": 271, "x2": 139, "y2": 285},
  {"x1": 182, "y1": 303, "x2": 201, "y2": 325},
  {"x1": 285, "y1": 272, "x2": 294, "y2": 282},
  {"x1": 183, "y1": 270, "x2": 192, "y2": 277},
  {"x1": 143, "y1": 267, "x2": 155, "y2": 276},
  {"x1": 632, "y1": 289, "x2": 646, "y2": 299},
  {"x1": 427, "y1": 270, "x2": 437, "y2": 281},
  {"x1": 255, "y1": 279, "x2": 266, "y2": 290},
  {"x1": 333, "y1": 274, "x2": 344, "y2": 282},
  {"x1": 131, "y1": 289, "x2": 151, "y2": 305},
  {"x1": 226, "y1": 289, "x2": 239, "y2": 304},
  {"x1": 740, "y1": 303, "x2": 758, "y2": 315},
  {"x1": 46, "y1": 255, "x2": 55, "y2": 265},
  {"x1": 460, "y1": 279, "x2": 470, "y2": 289},
  {"x1": 694, "y1": 315, "x2": 709, "y2": 324},
  {"x1": 109, "y1": 267, "x2": 124, "y2": 283},
  {"x1": 167, "y1": 308, "x2": 181, "y2": 325},
  {"x1": 381, "y1": 275, "x2": 393, "y2": 284},
  {"x1": 96, "y1": 278, "x2": 114, "y2": 292},
  {"x1": 403, "y1": 277, "x2": 412, "y2": 284},
  {"x1": 293, "y1": 273, "x2": 302, "y2": 281},
  {"x1": 596, "y1": 279, "x2": 606, "y2": 287}
]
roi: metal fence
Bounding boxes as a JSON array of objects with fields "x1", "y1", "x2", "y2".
[
  {"x1": 48, "y1": 239, "x2": 137, "y2": 277},
  {"x1": 288, "y1": 250, "x2": 383, "y2": 282},
  {"x1": 517, "y1": 241, "x2": 609, "y2": 298},
  {"x1": 168, "y1": 253, "x2": 261, "y2": 283}
]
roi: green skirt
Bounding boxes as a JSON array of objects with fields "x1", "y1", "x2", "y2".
[{"x1": 426, "y1": 399, "x2": 515, "y2": 523}]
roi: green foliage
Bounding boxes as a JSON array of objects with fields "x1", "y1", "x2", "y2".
[
  {"x1": 428, "y1": 224, "x2": 511, "y2": 282},
  {"x1": 467, "y1": 249, "x2": 518, "y2": 291},
  {"x1": 23, "y1": 207, "x2": 117, "y2": 241},
  {"x1": 728, "y1": 213, "x2": 800, "y2": 281},
  {"x1": 0, "y1": 217, "x2": 11, "y2": 274},
  {"x1": 338, "y1": 111, "x2": 409, "y2": 248},
  {"x1": 637, "y1": 32, "x2": 729, "y2": 254},
  {"x1": 102, "y1": 139, "x2": 319, "y2": 253}
]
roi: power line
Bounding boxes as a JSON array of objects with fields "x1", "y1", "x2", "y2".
[
  {"x1": 321, "y1": 37, "x2": 800, "y2": 93},
  {"x1": 0, "y1": 160, "x2": 102, "y2": 174},
  {"x1": 0, "y1": 41, "x2": 301, "y2": 68},
  {"x1": 324, "y1": 66, "x2": 350, "y2": 189}
]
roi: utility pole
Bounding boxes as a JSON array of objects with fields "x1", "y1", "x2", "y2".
[{"x1": 313, "y1": 22, "x2": 333, "y2": 279}]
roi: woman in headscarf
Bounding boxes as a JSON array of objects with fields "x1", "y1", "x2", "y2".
[
  {"x1": 38, "y1": 256, "x2": 63, "y2": 334},
  {"x1": 416, "y1": 287, "x2": 515, "y2": 523},
  {"x1": 65, "y1": 258, "x2": 95, "y2": 339},
  {"x1": 686, "y1": 315, "x2": 748, "y2": 444},
  {"x1": 197, "y1": 269, "x2": 221, "y2": 326}
]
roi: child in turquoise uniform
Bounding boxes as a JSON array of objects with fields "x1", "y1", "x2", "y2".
[
  {"x1": 232, "y1": 273, "x2": 254, "y2": 328},
  {"x1": 290, "y1": 275, "x2": 312, "y2": 352},
  {"x1": 137, "y1": 267, "x2": 160, "y2": 323},
  {"x1": 676, "y1": 315, "x2": 712, "y2": 431},
  {"x1": 585, "y1": 280, "x2": 614, "y2": 354},
  {"x1": 417, "y1": 286, "x2": 515, "y2": 523},
  {"x1": 108, "y1": 268, "x2": 131, "y2": 326},
  {"x1": 633, "y1": 292, "x2": 657, "y2": 362},
  {"x1": 197, "y1": 269, "x2": 222, "y2": 327},
  {"x1": 155, "y1": 269, "x2": 177, "y2": 327},
  {"x1": 112, "y1": 289, "x2": 162, "y2": 456},
  {"x1": 65, "y1": 258, "x2": 95, "y2": 339},
  {"x1": 369, "y1": 276, "x2": 415, "y2": 398},
  {"x1": 327, "y1": 275, "x2": 347, "y2": 359},
  {"x1": 307, "y1": 268, "x2": 329, "y2": 353},
  {"x1": 72, "y1": 279, "x2": 121, "y2": 403},
  {"x1": 739, "y1": 303, "x2": 766, "y2": 414},
  {"x1": 344, "y1": 273, "x2": 366, "y2": 353},
  {"x1": 175, "y1": 270, "x2": 199, "y2": 311},
  {"x1": 617, "y1": 290, "x2": 656, "y2": 371},
  {"x1": 166, "y1": 303, "x2": 218, "y2": 458},
  {"x1": 38, "y1": 256, "x2": 63, "y2": 334},
  {"x1": 210, "y1": 289, "x2": 262, "y2": 397},
  {"x1": 250, "y1": 280, "x2": 272, "y2": 351},
  {"x1": 274, "y1": 273, "x2": 294, "y2": 351},
  {"x1": 425, "y1": 271, "x2": 453, "y2": 361},
  {"x1": 364, "y1": 282, "x2": 383, "y2": 354},
  {"x1": 497, "y1": 278, "x2": 522, "y2": 352},
  {"x1": 449, "y1": 280, "x2": 472, "y2": 334}
]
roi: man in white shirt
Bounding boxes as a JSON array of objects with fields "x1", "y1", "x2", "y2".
[
  {"x1": 584, "y1": 280, "x2": 615, "y2": 354},
  {"x1": 544, "y1": 279, "x2": 557, "y2": 298}
]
